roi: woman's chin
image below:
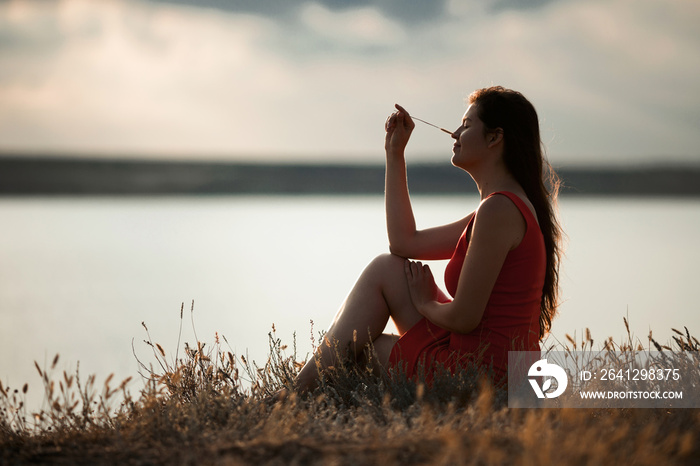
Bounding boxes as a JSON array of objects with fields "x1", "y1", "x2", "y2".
[{"x1": 450, "y1": 156, "x2": 471, "y2": 173}]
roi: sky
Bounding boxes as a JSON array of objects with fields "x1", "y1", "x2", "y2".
[{"x1": 0, "y1": 0, "x2": 699, "y2": 166}]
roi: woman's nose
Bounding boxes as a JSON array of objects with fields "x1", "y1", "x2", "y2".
[{"x1": 451, "y1": 128, "x2": 460, "y2": 139}]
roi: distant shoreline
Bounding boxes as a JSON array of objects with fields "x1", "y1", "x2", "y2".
[{"x1": 1, "y1": 155, "x2": 700, "y2": 197}]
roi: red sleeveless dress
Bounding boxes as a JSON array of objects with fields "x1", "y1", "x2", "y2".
[{"x1": 387, "y1": 191, "x2": 545, "y2": 383}]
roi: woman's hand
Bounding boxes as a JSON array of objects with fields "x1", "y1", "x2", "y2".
[
  {"x1": 404, "y1": 260, "x2": 438, "y2": 314},
  {"x1": 385, "y1": 104, "x2": 415, "y2": 154}
]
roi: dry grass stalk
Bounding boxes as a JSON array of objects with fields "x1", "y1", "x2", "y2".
[{"x1": 2, "y1": 310, "x2": 699, "y2": 465}]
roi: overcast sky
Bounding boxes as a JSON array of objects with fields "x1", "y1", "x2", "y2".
[{"x1": 1, "y1": 0, "x2": 698, "y2": 166}]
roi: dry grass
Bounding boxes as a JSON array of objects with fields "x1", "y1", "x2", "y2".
[{"x1": 2, "y1": 306, "x2": 699, "y2": 465}]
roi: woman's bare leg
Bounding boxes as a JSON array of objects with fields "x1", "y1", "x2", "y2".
[{"x1": 295, "y1": 253, "x2": 424, "y2": 391}]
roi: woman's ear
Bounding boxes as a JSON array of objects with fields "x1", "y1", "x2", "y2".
[{"x1": 487, "y1": 128, "x2": 504, "y2": 148}]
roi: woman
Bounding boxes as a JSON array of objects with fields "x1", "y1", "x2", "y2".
[{"x1": 294, "y1": 86, "x2": 562, "y2": 392}]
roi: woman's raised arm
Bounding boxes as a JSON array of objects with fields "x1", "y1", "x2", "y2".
[{"x1": 384, "y1": 104, "x2": 472, "y2": 260}]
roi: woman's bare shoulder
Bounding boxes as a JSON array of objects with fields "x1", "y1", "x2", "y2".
[
  {"x1": 475, "y1": 193, "x2": 523, "y2": 219},
  {"x1": 472, "y1": 194, "x2": 527, "y2": 247}
]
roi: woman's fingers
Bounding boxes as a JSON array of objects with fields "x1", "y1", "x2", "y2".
[
  {"x1": 394, "y1": 107, "x2": 406, "y2": 127},
  {"x1": 404, "y1": 260, "x2": 415, "y2": 280},
  {"x1": 405, "y1": 260, "x2": 437, "y2": 309},
  {"x1": 385, "y1": 104, "x2": 414, "y2": 153},
  {"x1": 385, "y1": 113, "x2": 395, "y2": 131},
  {"x1": 386, "y1": 104, "x2": 414, "y2": 130},
  {"x1": 405, "y1": 260, "x2": 428, "y2": 280},
  {"x1": 406, "y1": 260, "x2": 418, "y2": 278},
  {"x1": 388, "y1": 111, "x2": 397, "y2": 122},
  {"x1": 394, "y1": 104, "x2": 415, "y2": 129}
]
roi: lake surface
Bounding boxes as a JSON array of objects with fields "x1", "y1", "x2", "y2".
[{"x1": 2, "y1": 195, "x2": 700, "y2": 409}]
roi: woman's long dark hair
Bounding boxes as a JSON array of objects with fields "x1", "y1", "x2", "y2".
[{"x1": 469, "y1": 86, "x2": 563, "y2": 340}]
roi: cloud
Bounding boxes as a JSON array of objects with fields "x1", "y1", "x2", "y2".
[
  {"x1": 0, "y1": 0, "x2": 443, "y2": 159},
  {"x1": 145, "y1": 0, "x2": 448, "y2": 24},
  {"x1": 145, "y1": 0, "x2": 297, "y2": 17},
  {"x1": 487, "y1": 0, "x2": 562, "y2": 13},
  {"x1": 525, "y1": 0, "x2": 700, "y2": 160},
  {"x1": 0, "y1": 0, "x2": 698, "y2": 165},
  {"x1": 297, "y1": 3, "x2": 407, "y2": 53}
]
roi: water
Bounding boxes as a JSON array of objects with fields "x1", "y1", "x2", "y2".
[{"x1": 2, "y1": 195, "x2": 699, "y2": 409}]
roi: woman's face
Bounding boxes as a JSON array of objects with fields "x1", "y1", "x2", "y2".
[{"x1": 450, "y1": 104, "x2": 490, "y2": 170}]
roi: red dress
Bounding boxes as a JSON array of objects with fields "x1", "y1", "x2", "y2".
[{"x1": 388, "y1": 191, "x2": 545, "y2": 383}]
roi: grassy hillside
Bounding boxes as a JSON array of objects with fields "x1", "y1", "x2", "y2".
[{"x1": 2, "y1": 314, "x2": 699, "y2": 465}]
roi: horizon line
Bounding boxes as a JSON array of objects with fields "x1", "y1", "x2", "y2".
[{"x1": 1, "y1": 151, "x2": 699, "y2": 171}]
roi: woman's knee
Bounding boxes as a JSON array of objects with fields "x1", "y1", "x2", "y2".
[
  {"x1": 358, "y1": 253, "x2": 407, "y2": 287},
  {"x1": 367, "y1": 253, "x2": 405, "y2": 273}
]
